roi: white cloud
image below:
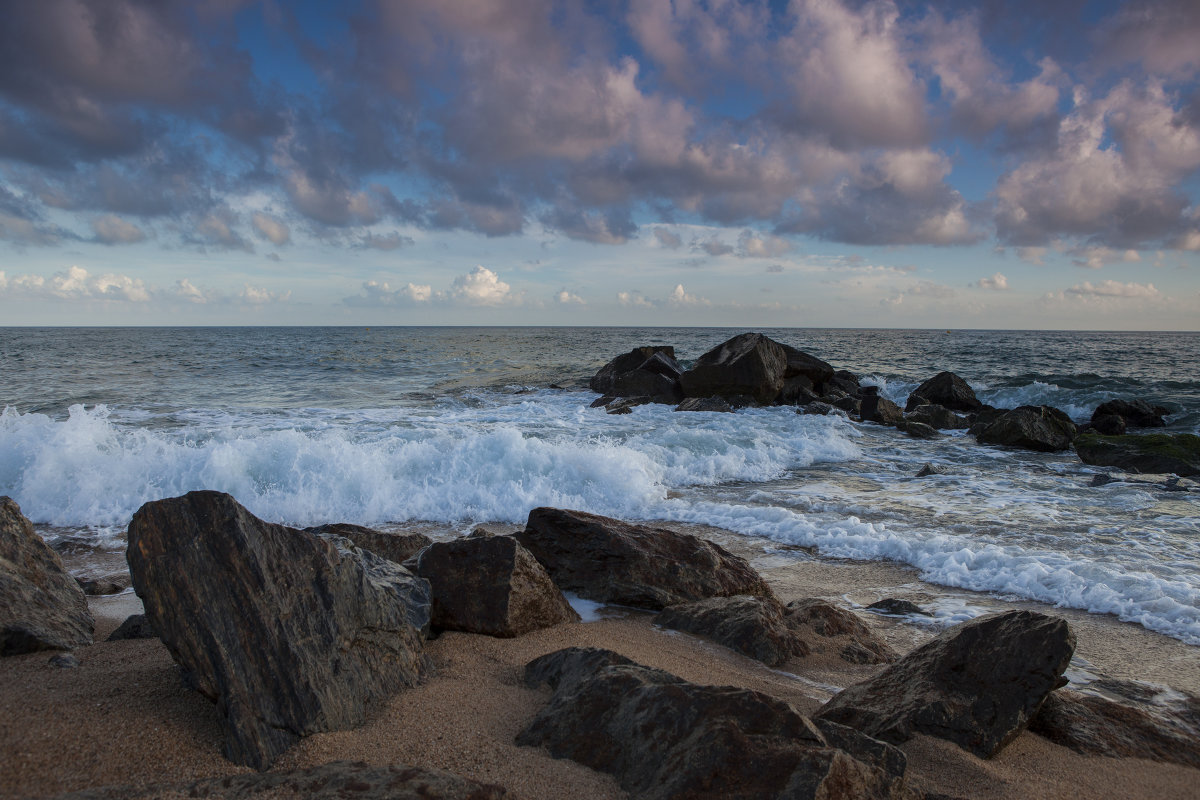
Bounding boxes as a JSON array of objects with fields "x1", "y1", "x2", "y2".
[
  {"x1": 737, "y1": 230, "x2": 791, "y2": 258},
  {"x1": 448, "y1": 265, "x2": 513, "y2": 306},
  {"x1": 617, "y1": 290, "x2": 655, "y2": 308},
  {"x1": 1065, "y1": 280, "x2": 1160, "y2": 298},
  {"x1": 238, "y1": 285, "x2": 291, "y2": 305},
  {"x1": 667, "y1": 283, "x2": 710, "y2": 307},
  {"x1": 555, "y1": 289, "x2": 585, "y2": 305},
  {"x1": 977, "y1": 272, "x2": 1008, "y2": 290},
  {"x1": 0, "y1": 265, "x2": 151, "y2": 302}
]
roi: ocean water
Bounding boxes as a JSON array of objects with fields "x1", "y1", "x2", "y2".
[{"x1": 2, "y1": 326, "x2": 1198, "y2": 644}]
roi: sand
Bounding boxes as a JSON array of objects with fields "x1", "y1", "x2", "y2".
[{"x1": 2, "y1": 540, "x2": 1198, "y2": 799}]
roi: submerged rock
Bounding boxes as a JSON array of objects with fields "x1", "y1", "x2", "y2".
[
  {"x1": 654, "y1": 595, "x2": 806, "y2": 667},
  {"x1": 974, "y1": 405, "x2": 1077, "y2": 452},
  {"x1": 516, "y1": 508, "x2": 775, "y2": 610},
  {"x1": 678, "y1": 332, "x2": 788, "y2": 405},
  {"x1": 0, "y1": 496, "x2": 94, "y2": 656},
  {"x1": 127, "y1": 491, "x2": 432, "y2": 769},
  {"x1": 1074, "y1": 433, "x2": 1200, "y2": 477},
  {"x1": 905, "y1": 372, "x2": 982, "y2": 413}
]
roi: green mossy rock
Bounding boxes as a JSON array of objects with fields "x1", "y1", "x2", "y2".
[{"x1": 1075, "y1": 433, "x2": 1200, "y2": 477}]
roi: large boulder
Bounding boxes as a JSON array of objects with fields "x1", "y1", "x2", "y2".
[
  {"x1": 784, "y1": 599, "x2": 897, "y2": 665},
  {"x1": 515, "y1": 508, "x2": 774, "y2": 610},
  {"x1": 654, "y1": 595, "x2": 805, "y2": 667},
  {"x1": 1, "y1": 496, "x2": 93, "y2": 655},
  {"x1": 1074, "y1": 433, "x2": 1200, "y2": 477},
  {"x1": 1090, "y1": 399, "x2": 1168, "y2": 430},
  {"x1": 518, "y1": 647, "x2": 910, "y2": 800},
  {"x1": 679, "y1": 333, "x2": 788, "y2": 404},
  {"x1": 905, "y1": 372, "x2": 982, "y2": 413},
  {"x1": 305, "y1": 523, "x2": 431, "y2": 565},
  {"x1": 126, "y1": 491, "x2": 432, "y2": 769},
  {"x1": 816, "y1": 610, "x2": 1075, "y2": 758},
  {"x1": 974, "y1": 406, "x2": 1077, "y2": 452},
  {"x1": 859, "y1": 389, "x2": 905, "y2": 426},
  {"x1": 778, "y1": 344, "x2": 835, "y2": 398},
  {"x1": 590, "y1": 346, "x2": 683, "y2": 404},
  {"x1": 905, "y1": 403, "x2": 970, "y2": 430},
  {"x1": 414, "y1": 535, "x2": 579, "y2": 637}
]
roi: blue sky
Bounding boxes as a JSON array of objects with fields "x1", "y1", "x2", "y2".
[{"x1": 1, "y1": 0, "x2": 1198, "y2": 328}]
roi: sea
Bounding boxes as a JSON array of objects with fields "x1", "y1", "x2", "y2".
[{"x1": 2, "y1": 326, "x2": 1198, "y2": 646}]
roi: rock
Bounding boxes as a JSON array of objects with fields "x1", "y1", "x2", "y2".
[
  {"x1": 897, "y1": 420, "x2": 939, "y2": 439},
  {"x1": 816, "y1": 610, "x2": 1075, "y2": 758},
  {"x1": 799, "y1": 401, "x2": 836, "y2": 416},
  {"x1": 606, "y1": 396, "x2": 652, "y2": 414},
  {"x1": 1089, "y1": 413, "x2": 1126, "y2": 436},
  {"x1": 915, "y1": 463, "x2": 945, "y2": 478},
  {"x1": 1091, "y1": 399, "x2": 1168, "y2": 429},
  {"x1": 860, "y1": 392, "x2": 905, "y2": 426},
  {"x1": 678, "y1": 332, "x2": 788, "y2": 404},
  {"x1": 867, "y1": 599, "x2": 932, "y2": 617},
  {"x1": 590, "y1": 346, "x2": 683, "y2": 404},
  {"x1": 50, "y1": 761, "x2": 508, "y2": 799},
  {"x1": 49, "y1": 652, "x2": 80, "y2": 668},
  {"x1": 304, "y1": 523, "x2": 432, "y2": 566},
  {"x1": 515, "y1": 508, "x2": 775, "y2": 610},
  {"x1": 518, "y1": 647, "x2": 910, "y2": 800},
  {"x1": 830, "y1": 395, "x2": 862, "y2": 415},
  {"x1": 414, "y1": 535, "x2": 579, "y2": 637},
  {"x1": 1089, "y1": 473, "x2": 1116, "y2": 487},
  {"x1": 674, "y1": 396, "x2": 735, "y2": 412},
  {"x1": 107, "y1": 614, "x2": 156, "y2": 641},
  {"x1": 126, "y1": 491, "x2": 432, "y2": 769},
  {"x1": 1074, "y1": 433, "x2": 1200, "y2": 477},
  {"x1": 779, "y1": 377, "x2": 821, "y2": 406},
  {"x1": 778, "y1": 344, "x2": 835, "y2": 391},
  {"x1": 974, "y1": 405, "x2": 1077, "y2": 452},
  {"x1": 1030, "y1": 681, "x2": 1200, "y2": 769},
  {"x1": 0, "y1": 496, "x2": 94, "y2": 656},
  {"x1": 828, "y1": 370, "x2": 862, "y2": 396},
  {"x1": 906, "y1": 404, "x2": 970, "y2": 430},
  {"x1": 590, "y1": 394, "x2": 615, "y2": 408},
  {"x1": 654, "y1": 595, "x2": 806, "y2": 667},
  {"x1": 905, "y1": 372, "x2": 982, "y2": 413},
  {"x1": 784, "y1": 599, "x2": 897, "y2": 665},
  {"x1": 74, "y1": 574, "x2": 129, "y2": 596}
]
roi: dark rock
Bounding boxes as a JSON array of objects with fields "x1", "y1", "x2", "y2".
[
  {"x1": 1092, "y1": 399, "x2": 1168, "y2": 429},
  {"x1": 828, "y1": 370, "x2": 861, "y2": 396},
  {"x1": 516, "y1": 508, "x2": 775, "y2": 610},
  {"x1": 860, "y1": 393, "x2": 905, "y2": 426},
  {"x1": 974, "y1": 406, "x2": 1077, "y2": 452},
  {"x1": 897, "y1": 420, "x2": 939, "y2": 439},
  {"x1": 518, "y1": 647, "x2": 911, "y2": 800},
  {"x1": 1, "y1": 496, "x2": 94, "y2": 656},
  {"x1": 816, "y1": 610, "x2": 1075, "y2": 758},
  {"x1": 674, "y1": 396, "x2": 735, "y2": 413},
  {"x1": 1089, "y1": 414, "x2": 1126, "y2": 436},
  {"x1": 784, "y1": 599, "x2": 897, "y2": 665},
  {"x1": 906, "y1": 404, "x2": 970, "y2": 430},
  {"x1": 414, "y1": 535, "x2": 579, "y2": 637},
  {"x1": 51, "y1": 761, "x2": 508, "y2": 799},
  {"x1": 107, "y1": 614, "x2": 156, "y2": 641},
  {"x1": 906, "y1": 372, "x2": 983, "y2": 413},
  {"x1": 49, "y1": 652, "x2": 80, "y2": 668},
  {"x1": 74, "y1": 573, "x2": 129, "y2": 596},
  {"x1": 1075, "y1": 433, "x2": 1200, "y2": 477},
  {"x1": 654, "y1": 595, "x2": 806, "y2": 667},
  {"x1": 831, "y1": 395, "x2": 862, "y2": 415},
  {"x1": 679, "y1": 332, "x2": 788, "y2": 404},
  {"x1": 915, "y1": 463, "x2": 946, "y2": 478},
  {"x1": 126, "y1": 491, "x2": 432, "y2": 770},
  {"x1": 778, "y1": 344, "x2": 835, "y2": 391},
  {"x1": 1089, "y1": 474, "x2": 1116, "y2": 487},
  {"x1": 590, "y1": 346, "x2": 683, "y2": 404},
  {"x1": 606, "y1": 396, "x2": 652, "y2": 414},
  {"x1": 305, "y1": 523, "x2": 432, "y2": 566},
  {"x1": 779, "y1": 377, "x2": 821, "y2": 406},
  {"x1": 799, "y1": 401, "x2": 836, "y2": 416},
  {"x1": 867, "y1": 599, "x2": 932, "y2": 617},
  {"x1": 590, "y1": 394, "x2": 616, "y2": 408},
  {"x1": 1031, "y1": 682, "x2": 1200, "y2": 769}
]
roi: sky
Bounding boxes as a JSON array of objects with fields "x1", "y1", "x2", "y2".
[{"x1": 1, "y1": 0, "x2": 1198, "y2": 329}]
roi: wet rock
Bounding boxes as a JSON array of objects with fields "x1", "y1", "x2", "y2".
[
  {"x1": 126, "y1": 491, "x2": 432, "y2": 769},
  {"x1": 1030, "y1": 681, "x2": 1200, "y2": 769},
  {"x1": 1089, "y1": 473, "x2": 1116, "y2": 487},
  {"x1": 74, "y1": 574, "x2": 129, "y2": 596},
  {"x1": 679, "y1": 332, "x2": 788, "y2": 405},
  {"x1": 915, "y1": 463, "x2": 946, "y2": 478},
  {"x1": 779, "y1": 344, "x2": 835, "y2": 393},
  {"x1": 860, "y1": 391, "x2": 905, "y2": 426},
  {"x1": 867, "y1": 599, "x2": 932, "y2": 617},
  {"x1": 107, "y1": 614, "x2": 156, "y2": 641},
  {"x1": 654, "y1": 595, "x2": 806, "y2": 667},
  {"x1": 831, "y1": 395, "x2": 862, "y2": 415},
  {"x1": 784, "y1": 599, "x2": 897, "y2": 665},
  {"x1": 50, "y1": 761, "x2": 508, "y2": 799},
  {"x1": 414, "y1": 535, "x2": 579, "y2": 637},
  {"x1": 1, "y1": 496, "x2": 94, "y2": 656},
  {"x1": 906, "y1": 404, "x2": 970, "y2": 430},
  {"x1": 518, "y1": 647, "x2": 911, "y2": 800},
  {"x1": 590, "y1": 346, "x2": 683, "y2": 404},
  {"x1": 779, "y1": 377, "x2": 822, "y2": 406},
  {"x1": 516, "y1": 508, "x2": 775, "y2": 610},
  {"x1": 897, "y1": 420, "x2": 939, "y2": 439},
  {"x1": 1074, "y1": 433, "x2": 1200, "y2": 477},
  {"x1": 828, "y1": 370, "x2": 862, "y2": 397},
  {"x1": 1089, "y1": 414, "x2": 1126, "y2": 436},
  {"x1": 799, "y1": 401, "x2": 836, "y2": 416},
  {"x1": 49, "y1": 652, "x2": 80, "y2": 668},
  {"x1": 590, "y1": 394, "x2": 616, "y2": 408},
  {"x1": 816, "y1": 610, "x2": 1075, "y2": 758},
  {"x1": 974, "y1": 406, "x2": 1077, "y2": 452},
  {"x1": 1091, "y1": 399, "x2": 1168, "y2": 430},
  {"x1": 606, "y1": 396, "x2": 652, "y2": 414},
  {"x1": 305, "y1": 523, "x2": 432, "y2": 566},
  {"x1": 674, "y1": 396, "x2": 735, "y2": 413},
  {"x1": 905, "y1": 372, "x2": 983, "y2": 413}
]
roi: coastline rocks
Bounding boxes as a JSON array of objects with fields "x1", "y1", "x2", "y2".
[
  {"x1": 654, "y1": 595, "x2": 806, "y2": 667},
  {"x1": 590, "y1": 346, "x2": 683, "y2": 404},
  {"x1": 107, "y1": 613, "x2": 156, "y2": 641},
  {"x1": 866, "y1": 599, "x2": 932, "y2": 618},
  {"x1": 784, "y1": 599, "x2": 897, "y2": 665},
  {"x1": 679, "y1": 333, "x2": 788, "y2": 405},
  {"x1": 305, "y1": 523, "x2": 432, "y2": 566},
  {"x1": 859, "y1": 390, "x2": 905, "y2": 426},
  {"x1": 973, "y1": 405, "x2": 1077, "y2": 452},
  {"x1": 1074, "y1": 433, "x2": 1200, "y2": 477},
  {"x1": 816, "y1": 610, "x2": 1075, "y2": 758},
  {"x1": 905, "y1": 372, "x2": 982, "y2": 413},
  {"x1": 518, "y1": 647, "x2": 910, "y2": 800},
  {"x1": 905, "y1": 403, "x2": 970, "y2": 430},
  {"x1": 126, "y1": 491, "x2": 432, "y2": 769},
  {"x1": 1, "y1": 496, "x2": 94, "y2": 656},
  {"x1": 896, "y1": 420, "x2": 939, "y2": 439},
  {"x1": 51, "y1": 761, "x2": 509, "y2": 799},
  {"x1": 414, "y1": 535, "x2": 580, "y2": 637},
  {"x1": 1090, "y1": 399, "x2": 1168, "y2": 431},
  {"x1": 516, "y1": 508, "x2": 775, "y2": 610},
  {"x1": 675, "y1": 396, "x2": 735, "y2": 413}
]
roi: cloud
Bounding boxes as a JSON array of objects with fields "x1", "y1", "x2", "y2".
[
  {"x1": 617, "y1": 290, "x2": 655, "y2": 308},
  {"x1": 1091, "y1": 0, "x2": 1200, "y2": 78},
  {"x1": 542, "y1": 206, "x2": 637, "y2": 245},
  {"x1": 251, "y1": 212, "x2": 290, "y2": 246},
  {"x1": 977, "y1": 272, "x2": 1009, "y2": 290},
  {"x1": 1065, "y1": 279, "x2": 1160, "y2": 298},
  {"x1": 344, "y1": 265, "x2": 519, "y2": 308},
  {"x1": 666, "y1": 283, "x2": 710, "y2": 307},
  {"x1": 358, "y1": 231, "x2": 414, "y2": 251},
  {"x1": 766, "y1": 264, "x2": 784, "y2": 273},
  {"x1": 737, "y1": 230, "x2": 791, "y2": 258},
  {"x1": 555, "y1": 289, "x2": 585, "y2": 305},
  {"x1": 344, "y1": 280, "x2": 435, "y2": 307},
  {"x1": 91, "y1": 214, "x2": 146, "y2": 244},
  {"x1": 653, "y1": 227, "x2": 682, "y2": 249},
  {"x1": 696, "y1": 237, "x2": 734, "y2": 257},
  {"x1": 0, "y1": 265, "x2": 150, "y2": 302},
  {"x1": 448, "y1": 265, "x2": 513, "y2": 306},
  {"x1": 237, "y1": 285, "x2": 291, "y2": 305}
]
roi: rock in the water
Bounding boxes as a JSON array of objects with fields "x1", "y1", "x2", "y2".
[
  {"x1": 126, "y1": 491, "x2": 432, "y2": 769},
  {"x1": 859, "y1": 391, "x2": 905, "y2": 426},
  {"x1": 1089, "y1": 414, "x2": 1126, "y2": 436},
  {"x1": 304, "y1": 523, "x2": 432, "y2": 566},
  {"x1": 415, "y1": 535, "x2": 579, "y2": 637},
  {"x1": 518, "y1": 647, "x2": 910, "y2": 800},
  {"x1": 906, "y1": 404, "x2": 970, "y2": 430},
  {"x1": 590, "y1": 346, "x2": 683, "y2": 404},
  {"x1": 867, "y1": 599, "x2": 932, "y2": 617},
  {"x1": 654, "y1": 595, "x2": 806, "y2": 667},
  {"x1": 1030, "y1": 681, "x2": 1200, "y2": 770},
  {"x1": 606, "y1": 396, "x2": 652, "y2": 414},
  {"x1": 915, "y1": 463, "x2": 946, "y2": 478},
  {"x1": 1075, "y1": 433, "x2": 1200, "y2": 477},
  {"x1": 816, "y1": 610, "x2": 1075, "y2": 758},
  {"x1": 799, "y1": 401, "x2": 836, "y2": 416},
  {"x1": 107, "y1": 614, "x2": 156, "y2": 641},
  {"x1": 51, "y1": 761, "x2": 508, "y2": 799},
  {"x1": 674, "y1": 396, "x2": 735, "y2": 412},
  {"x1": 779, "y1": 344, "x2": 835, "y2": 393},
  {"x1": 827, "y1": 370, "x2": 861, "y2": 396},
  {"x1": 515, "y1": 508, "x2": 775, "y2": 610},
  {"x1": 679, "y1": 332, "x2": 788, "y2": 404},
  {"x1": 784, "y1": 599, "x2": 897, "y2": 665},
  {"x1": 1091, "y1": 399, "x2": 1168, "y2": 430},
  {"x1": 0, "y1": 496, "x2": 94, "y2": 656},
  {"x1": 897, "y1": 420, "x2": 939, "y2": 439},
  {"x1": 905, "y1": 372, "x2": 982, "y2": 413},
  {"x1": 974, "y1": 405, "x2": 1077, "y2": 452}
]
